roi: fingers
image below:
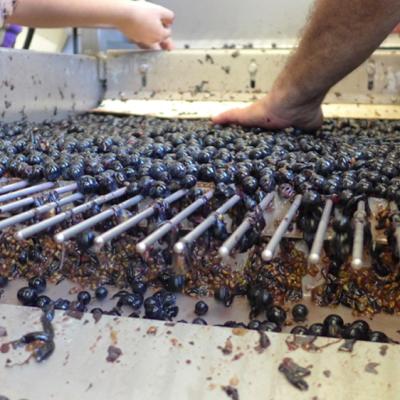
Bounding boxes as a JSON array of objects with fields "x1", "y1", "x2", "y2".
[
  {"x1": 137, "y1": 37, "x2": 172, "y2": 52},
  {"x1": 212, "y1": 107, "x2": 251, "y2": 126},
  {"x1": 212, "y1": 102, "x2": 281, "y2": 128},
  {"x1": 152, "y1": 43, "x2": 162, "y2": 51},
  {"x1": 159, "y1": 7, "x2": 175, "y2": 25},
  {"x1": 136, "y1": 42, "x2": 152, "y2": 49},
  {"x1": 161, "y1": 26, "x2": 172, "y2": 40},
  {"x1": 137, "y1": 42, "x2": 160, "y2": 50},
  {"x1": 138, "y1": 26, "x2": 171, "y2": 50},
  {"x1": 212, "y1": 100, "x2": 324, "y2": 130},
  {"x1": 211, "y1": 109, "x2": 236, "y2": 125},
  {"x1": 160, "y1": 37, "x2": 175, "y2": 51},
  {"x1": 157, "y1": 22, "x2": 173, "y2": 50},
  {"x1": 120, "y1": 1, "x2": 175, "y2": 50},
  {"x1": 147, "y1": 43, "x2": 161, "y2": 50}
]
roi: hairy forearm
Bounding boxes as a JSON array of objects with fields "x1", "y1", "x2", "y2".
[
  {"x1": 8, "y1": 0, "x2": 131, "y2": 28},
  {"x1": 274, "y1": 0, "x2": 400, "y2": 105}
]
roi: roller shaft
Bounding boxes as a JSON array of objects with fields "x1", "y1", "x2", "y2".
[
  {"x1": 55, "y1": 194, "x2": 144, "y2": 243},
  {"x1": 16, "y1": 187, "x2": 127, "y2": 240},
  {"x1": 0, "y1": 182, "x2": 55, "y2": 203},
  {"x1": 0, "y1": 180, "x2": 29, "y2": 195},
  {"x1": 137, "y1": 191, "x2": 214, "y2": 254},
  {"x1": 174, "y1": 194, "x2": 241, "y2": 254},
  {"x1": 95, "y1": 189, "x2": 188, "y2": 248},
  {"x1": 262, "y1": 194, "x2": 302, "y2": 261},
  {"x1": 0, "y1": 193, "x2": 83, "y2": 230},
  {"x1": 308, "y1": 199, "x2": 333, "y2": 264},
  {"x1": 0, "y1": 183, "x2": 78, "y2": 213},
  {"x1": 351, "y1": 200, "x2": 366, "y2": 269},
  {"x1": 219, "y1": 192, "x2": 274, "y2": 257}
]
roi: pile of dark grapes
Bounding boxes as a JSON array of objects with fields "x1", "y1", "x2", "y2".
[
  {"x1": 0, "y1": 115, "x2": 400, "y2": 204},
  {"x1": 1, "y1": 114, "x2": 400, "y2": 328}
]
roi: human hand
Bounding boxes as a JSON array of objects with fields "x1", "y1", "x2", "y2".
[
  {"x1": 118, "y1": 1, "x2": 175, "y2": 50},
  {"x1": 212, "y1": 90, "x2": 323, "y2": 131}
]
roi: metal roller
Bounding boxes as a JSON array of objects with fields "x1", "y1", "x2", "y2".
[
  {"x1": 262, "y1": 194, "x2": 302, "y2": 261},
  {"x1": 351, "y1": 200, "x2": 366, "y2": 269},
  {"x1": 0, "y1": 180, "x2": 29, "y2": 195},
  {"x1": 55, "y1": 194, "x2": 144, "y2": 243},
  {"x1": 0, "y1": 181, "x2": 55, "y2": 204},
  {"x1": 308, "y1": 199, "x2": 333, "y2": 264},
  {"x1": 219, "y1": 192, "x2": 274, "y2": 258},
  {"x1": 0, "y1": 193, "x2": 83, "y2": 231},
  {"x1": 0, "y1": 183, "x2": 78, "y2": 213},
  {"x1": 137, "y1": 190, "x2": 214, "y2": 254},
  {"x1": 95, "y1": 189, "x2": 188, "y2": 249},
  {"x1": 174, "y1": 194, "x2": 241, "y2": 255},
  {"x1": 16, "y1": 187, "x2": 127, "y2": 240}
]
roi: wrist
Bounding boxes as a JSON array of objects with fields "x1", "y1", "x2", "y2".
[
  {"x1": 262, "y1": 79, "x2": 324, "y2": 130},
  {"x1": 271, "y1": 73, "x2": 325, "y2": 112},
  {"x1": 111, "y1": 0, "x2": 134, "y2": 29}
]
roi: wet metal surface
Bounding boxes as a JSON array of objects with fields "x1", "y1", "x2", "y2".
[
  {"x1": 0, "y1": 304, "x2": 398, "y2": 400},
  {"x1": 0, "y1": 49, "x2": 102, "y2": 122}
]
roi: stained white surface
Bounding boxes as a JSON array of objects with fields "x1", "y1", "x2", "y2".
[{"x1": 0, "y1": 304, "x2": 398, "y2": 400}]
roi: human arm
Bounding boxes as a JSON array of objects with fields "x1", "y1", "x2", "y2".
[
  {"x1": 6, "y1": 0, "x2": 175, "y2": 50},
  {"x1": 213, "y1": 0, "x2": 400, "y2": 129}
]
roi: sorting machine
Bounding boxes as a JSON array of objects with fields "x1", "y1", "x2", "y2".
[{"x1": 2, "y1": 2, "x2": 400, "y2": 398}]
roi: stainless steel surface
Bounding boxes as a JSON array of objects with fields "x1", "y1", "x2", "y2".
[
  {"x1": 1, "y1": 40, "x2": 399, "y2": 123},
  {"x1": 262, "y1": 195, "x2": 302, "y2": 261},
  {"x1": 1, "y1": 45, "x2": 399, "y2": 123},
  {"x1": 2, "y1": 278, "x2": 400, "y2": 336},
  {"x1": 0, "y1": 303, "x2": 399, "y2": 400},
  {"x1": 309, "y1": 199, "x2": 333, "y2": 264},
  {"x1": 174, "y1": 194, "x2": 241, "y2": 254},
  {"x1": 103, "y1": 49, "x2": 400, "y2": 105},
  {"x1": 352, "y1": 201, "x2": 367, "y2": 269},
  {"x1": 95, "y1": 189, "x2": 188, "y2": 248},
  {"x1": 0, "y1": 49, "x2": 102, "y2": 122},
  {"x1": 369, "y1": 198, "x2": 390, "y2": 246},
  {"x1": 137, "y1": 190, "x2": 214, "y2": 254}
]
